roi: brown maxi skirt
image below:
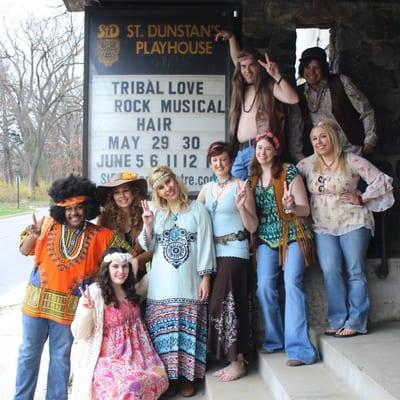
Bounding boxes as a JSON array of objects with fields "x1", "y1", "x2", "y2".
[{"x1": 208, "y1": 256, "x2": 250, "y2": 361}]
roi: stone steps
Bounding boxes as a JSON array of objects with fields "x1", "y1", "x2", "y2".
[
  {"x1": 314, "y1": 322, "x2": 400, "y2": 400},
  {"x1": 254, "y1": 321, "x2": 400, "y2": 400},
  {"x1": 205, "y1": 365, "x2": 273, "y2": 400}
]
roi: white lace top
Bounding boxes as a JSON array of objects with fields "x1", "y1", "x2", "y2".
[{"x1": 297, "y1": 153, "x2": 394, "y2": 236}]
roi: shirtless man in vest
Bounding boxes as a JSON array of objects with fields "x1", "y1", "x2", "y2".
[{"x1": 216, "y1": 30, "x2": 299, "y2": 179}]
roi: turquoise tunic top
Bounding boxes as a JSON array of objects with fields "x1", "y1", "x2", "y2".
[
  {"x1": 204, "y1": 182, "x2": 250, "y2": 260},
  {"x1": 138, "y1": 201, "x2": 216, "y2": 305},
  {"x1": 254, "y1": 164, "x2": 298, "y2": 248}
]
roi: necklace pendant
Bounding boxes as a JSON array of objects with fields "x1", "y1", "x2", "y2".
[{"x1": 212, "y1": 200, "x2": 218, "y2": 214}]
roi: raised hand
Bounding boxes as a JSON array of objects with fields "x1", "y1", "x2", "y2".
[
  {"x1": 140, "y1": 200, "x2": 154, "y2": 227},
  {"x1": 215, "y1": 30, "x2": 232, "y2": 41},
  {"x1": 79, "y1": 285, "x2": 94, "y2": 309},
  {"x1": 28, "y1": 213, "x2": 44, "y2": 236},
  {"x1": 257, "y1": 52, "x2": 282, "y2": 83},
  {"x1": 282, "y1": 181, "x2": 295, "y2": 213},
  {"x1": 235, "y1": 185, "x2": 247, "y2": 210}
]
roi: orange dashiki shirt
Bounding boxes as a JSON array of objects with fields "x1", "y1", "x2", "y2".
[{"x1": 20, "y1": 218, "x2": 127, "y2": 325}]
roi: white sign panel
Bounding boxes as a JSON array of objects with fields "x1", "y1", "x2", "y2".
[{"x1": 88, "y1": 74, "x2": 225, "y2": 191}]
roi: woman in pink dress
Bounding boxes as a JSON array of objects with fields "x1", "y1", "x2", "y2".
[{"x1": 71, "y1": 247, "x2": 168, "y2": 400}]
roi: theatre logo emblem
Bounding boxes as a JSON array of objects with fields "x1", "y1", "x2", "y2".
[{"x1": 97, "y1": 24, "x2": 120, "y2": 67}]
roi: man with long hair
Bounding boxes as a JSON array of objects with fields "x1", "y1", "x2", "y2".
[{"x1": 216, "y1": 30, "x2": 299, "y2": 179}]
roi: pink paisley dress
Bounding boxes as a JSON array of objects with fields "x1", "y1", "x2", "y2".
[{"x1": 92, "y1": 301, "x2": 168, "y2": 400}]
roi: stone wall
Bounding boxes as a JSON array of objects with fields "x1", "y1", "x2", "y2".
[{"x1": 239, "y1": 0, "x2": 400, "y2": 256}]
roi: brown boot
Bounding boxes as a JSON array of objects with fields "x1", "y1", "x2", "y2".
[{"x1": 179, "y1": 378, "x2": 196, "y2": 397}]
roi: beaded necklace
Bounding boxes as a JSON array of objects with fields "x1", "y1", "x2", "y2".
[{"x1": 61, "y1": 223, "x2": 86, "y2": 260}]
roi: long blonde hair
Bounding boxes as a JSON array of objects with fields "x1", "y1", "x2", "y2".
[
  {"x1": 148, "y1": 166, "x2": 190, "y2": 223},
  {"x1": 311, "y1": 121, "x2": 348, "y2": 174}
]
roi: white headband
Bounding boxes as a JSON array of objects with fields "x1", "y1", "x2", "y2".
[{"x1": 103, "y1": 252, "x2": 133, "y2": 264}]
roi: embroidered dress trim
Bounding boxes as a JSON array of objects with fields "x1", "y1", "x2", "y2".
[
  {"x1": 22, "y1": 283, "x2": 79, "y2": 324},
  {"x1": 147, "y1": 297, "x2": 208, "y2": 305},
  {"x1": 210, "y1": 291, "x2": 238, "y2": 354},
  {"x1": 145, "y1": 303, "x2": 208, "y2": 381}
]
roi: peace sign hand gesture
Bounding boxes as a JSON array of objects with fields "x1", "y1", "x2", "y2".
[
  {"x1": 235, "y1": 184, "x2": 247, "y2": 210},
  {"x1": 79, "y1": 285, "x2": 94, "y2": 309},
  {"x1": 28, "y1": 213, "x2": 44, "y2": 237},
  {"x1": 140, "y1": 200, "x2": 154, "y2": 227},
  {"x1": 258, "y1": 52, "x2": 282, "y2": 83},
  {"x1": 282, "y1": 181, "x2": 295, "y2": 214}
]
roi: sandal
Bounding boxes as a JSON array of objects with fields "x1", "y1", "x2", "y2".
[
  {"x1": 334, "y1": 327, "x2": 359, "y2": 338},
  {"x1": 324, "y1": 328, "x2": 338, "y2": 336}
]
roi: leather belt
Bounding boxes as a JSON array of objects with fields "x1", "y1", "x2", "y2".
[
  {"x1": 214, "y1": 230, "x2": 250, "y2": 245},
  {"x1": 238, "y1": 139, "x2": 255, "y2": 150}
]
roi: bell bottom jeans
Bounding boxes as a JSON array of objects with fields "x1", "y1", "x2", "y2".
[
  {"x1": 315, "y1": 227, "x2": 371, "y2": 333},
  {"x1": 256, "y1": 242, "x2": 319, "y2": 364},
  {"x1": 14, "y1": 314, "x2": 73, "y2": 400}
]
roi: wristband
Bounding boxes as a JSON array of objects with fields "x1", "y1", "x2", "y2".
[{"x1": 275, "y1": 76, "x2": 283, "y2": 85}]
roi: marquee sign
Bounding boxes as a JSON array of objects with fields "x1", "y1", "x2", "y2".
[{"x1": 84, "y1": 5, "x2": 236, "y2": 192}]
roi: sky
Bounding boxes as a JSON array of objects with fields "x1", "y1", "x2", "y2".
[{"x1": 0, "y1": 0, "x2": 83, "y2": 24}]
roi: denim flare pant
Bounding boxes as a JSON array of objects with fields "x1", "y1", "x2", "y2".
[
  {"x1": 256, "y1": 242, "x2": 319, "y2": 364},
  {"x1": 315, "y1": 227, "x2": 371, "y2": 333}
]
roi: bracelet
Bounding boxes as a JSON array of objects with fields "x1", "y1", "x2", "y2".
[{"x1": 275, "y1": 76, "x2": 283, "y2": 85}]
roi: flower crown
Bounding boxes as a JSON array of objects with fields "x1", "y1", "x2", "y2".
[
  {"x1": 121, "y1": 172, "x2": 138, "y2": 180},
  {"x1": 103, "y1": 252, "x2": 133, "y2": 264},
  {"x1": 255, "y1": 131, "x2": 280, "y2": 150}
]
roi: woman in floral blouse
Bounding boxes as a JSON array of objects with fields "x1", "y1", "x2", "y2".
[
  {"x1": 297, "y1": 121, "x2": 394, "y2": 337},
  {"x1": 250, "y1": 131, "x2": 318, "y2": 367}
]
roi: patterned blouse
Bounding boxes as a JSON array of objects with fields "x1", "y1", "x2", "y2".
[
  {"x1": 297, "y1": 153, "x2": 394, "y2": 236},
  {"x1": 253, "y1": 163, "x2": 298, "y2": 248}
]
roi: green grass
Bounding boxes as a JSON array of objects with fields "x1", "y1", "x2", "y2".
[{"x1": 0, "y1": 206, "x2": 33, "y2": 217}]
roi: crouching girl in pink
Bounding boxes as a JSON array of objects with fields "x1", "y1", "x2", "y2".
[{"x1": 71, "y1": 247, "x2": 168, "y2": 400}]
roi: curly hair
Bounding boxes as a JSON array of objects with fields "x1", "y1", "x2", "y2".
[
  {"x1": 96, "y1": 247, "x2": 139, "y2": 307},
  {"x1": 48, "y1": 175, "x2": 101, "y2": 224},
  {"x1": 249, "y1": 134, "x2": 284, "y2": 180},
  {"x1": 97, "y1": 184, "x2": 144, "y2": 241}
]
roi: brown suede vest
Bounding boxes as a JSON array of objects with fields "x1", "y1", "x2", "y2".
[{"x1": 298, "y1": 75, "x2": 365, "y2": 157}]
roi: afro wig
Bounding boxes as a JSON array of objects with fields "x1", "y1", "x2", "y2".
[{"x1": 48, "y1": 175, "x2": 101, "y2": 224}]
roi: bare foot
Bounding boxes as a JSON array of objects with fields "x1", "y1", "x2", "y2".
[{"x1": 218, "y1": 361, "x2": 246, "y2": 382}]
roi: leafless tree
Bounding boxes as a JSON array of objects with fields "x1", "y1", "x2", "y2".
[{"x1": 0, "y1": 12, "x2": 83, "y2": 191}]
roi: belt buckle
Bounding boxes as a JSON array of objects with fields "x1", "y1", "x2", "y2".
[{"x1": 236, "y1": 231, "x2": 245, "y2": 241}]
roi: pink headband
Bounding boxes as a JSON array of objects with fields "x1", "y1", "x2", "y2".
[{"x1": 255, "y1": 131, "x2": 280, "y2": 151}]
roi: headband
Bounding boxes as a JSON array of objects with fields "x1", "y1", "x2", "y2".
[
  {"x1": 151, "y1": 170, "x2": 175, "y2": 190},
  {"x1": 255, "y1": 131, "x2": 280, "y2": 151},
  {"x1": 103, "y1": 252, "x2": 133, "y2": 264},
  {"x1": 56, "y1": 195, "x2": 88, "y2": 207}
]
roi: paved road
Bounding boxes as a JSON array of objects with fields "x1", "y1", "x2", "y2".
[{"x1": 0, "y1": 209, "x2": 48, "y2": 305}]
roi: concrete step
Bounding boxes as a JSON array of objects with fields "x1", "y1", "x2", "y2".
[
  {"x1": 257, "y1": 350, "x2": 361, "y2": 400},
  {"x1": 313, "y1": 321, "x2": 400, "y2": 400},
  {"x1": 206, "y1": 364, "x2": 273, "y2": 400}
]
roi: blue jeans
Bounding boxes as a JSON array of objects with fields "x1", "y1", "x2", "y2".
[
  {"x1": 14, "y1": 314, "x2": 73, "y2": 400},
  {"x1": 256, "y1": 242, "x2": 319, "y2": 364},
  {"x1": 232, "y1": 145, "x2": 254, "y2": 180},
  {"x1": 315, "y1": 228, "x2": 371, "y2": 333}
]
